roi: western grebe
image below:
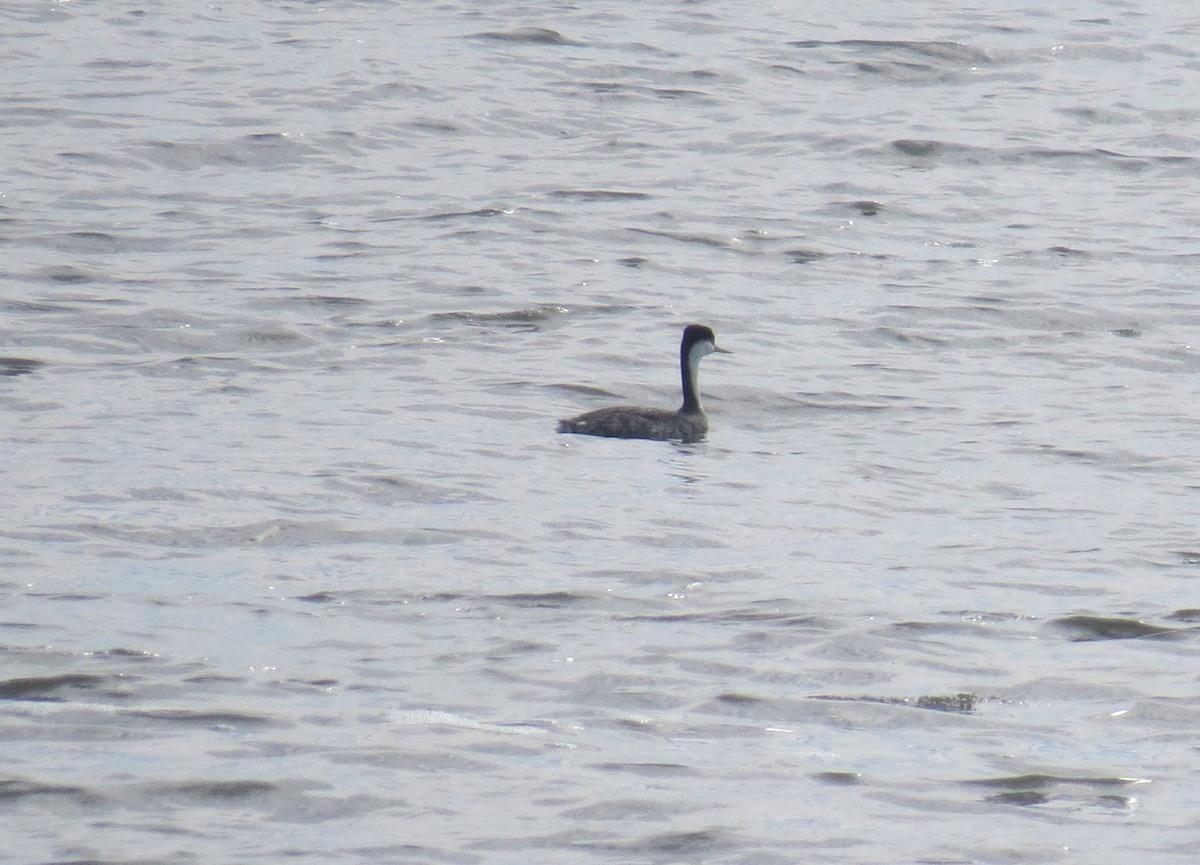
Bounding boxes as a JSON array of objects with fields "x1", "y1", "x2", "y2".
[{"x1": 557, "y1": 324, "x2": 730, "y2": 443}]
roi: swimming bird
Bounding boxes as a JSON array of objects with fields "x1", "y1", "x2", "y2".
[{"x1": 557, "y1": 324, "x2": 730, "y2": 443}]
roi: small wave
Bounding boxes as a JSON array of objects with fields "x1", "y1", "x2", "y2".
[
  {"x1": 0, "y1": 356, "x2": 45, "y2": 376},
  {"x1": 160, "y1": 780, "x2": 277, "y2": 799},
  {"x1": 809, "y1": 692, "x2": 978, "y2": 714},
  {"x1": 471, "y1": 27, "x2": 580, "y2": 46},
  {"x1": 551, "y1": 189, "x2": 652, "y2": 202},
  {"x1": 420, "y1": 207, "x2": 510, "y2": 221},
  {"x1": 577, "y1": 80, "x2": 711, "y2": 101},
  {"x1": 790, "y1": 39, "x2": 993, "y2": 66},
  {"x1": 55, "y1": 518, "x2": 465, "y2": 551},
  {"x1": 787, "y1": 247, "x2": 829, "y2": 264},
  {"x1": 789, "y1": 39, "x2": 993, "y2": 83},
  {"x1": 963, "y1": 773, "x2": 1150, "y2": 808},
  {"x1": 1164, "y1": 607, "x2": 1200, "y2": 621},
  {"x1": 1049, "y1": 615, "x2": 1186, "y2": 641},
  {"x1": 890, "y1": 138, "x2": 1195, "y2": 173},
  {"x1": 387, "y1": 708, "x2": 544, "y2": 735},
  {"x1": 129, "y1": 708, "x2": 275, "y2": 727},
  {"x1": 141, "y1": 133, "x2": 314, "y2": 171},
  {"x1": 429, "y1": 305, "x2": 570, "y2": 332},
  {"x1": 485, "y1": 590, "x2": 594, "y2": 608},
  {"x1": 38, "y1": 265, "x2": 100, "y2": 283},
  {"x1": 628, "y1": 227, "x2": 745, "y2": 250},
  {"x1": 0, "y1": 778, "x2": 102, "y2": 805},
  {"x1": 624, "y1": 829, "x2": 734, "y2": 856},
  {"x1": 0, "y1": 673, "x2": 108, "y2": 700},
  {"x1": 591, "y1": 761, "x2": 697, "y2": 777}
]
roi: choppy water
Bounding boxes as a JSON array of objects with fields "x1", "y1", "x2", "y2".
[{"x1": 4, "y1": 1, "x2": 1200, "y2": 862}]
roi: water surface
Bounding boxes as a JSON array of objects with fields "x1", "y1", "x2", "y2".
[{"x1": 3, "y1": 2, "x2": 1200, "y2": 863}]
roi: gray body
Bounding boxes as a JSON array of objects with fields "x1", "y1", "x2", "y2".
[{"x1": 557, "y1": 403, "x2": 708, "y2": 443}]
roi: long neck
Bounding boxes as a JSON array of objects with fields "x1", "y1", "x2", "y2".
[{"x1": 679, "y1": 342, "x2": 702, "y2": 414}]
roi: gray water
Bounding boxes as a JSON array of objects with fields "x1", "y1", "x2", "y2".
[{"x1": 4, "y1": 1, "x2": 1200, "y2": 862}]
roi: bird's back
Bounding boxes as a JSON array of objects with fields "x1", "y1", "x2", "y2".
[{"x1": 557, "y1": 405, "x2": 707, "y2": 442}]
